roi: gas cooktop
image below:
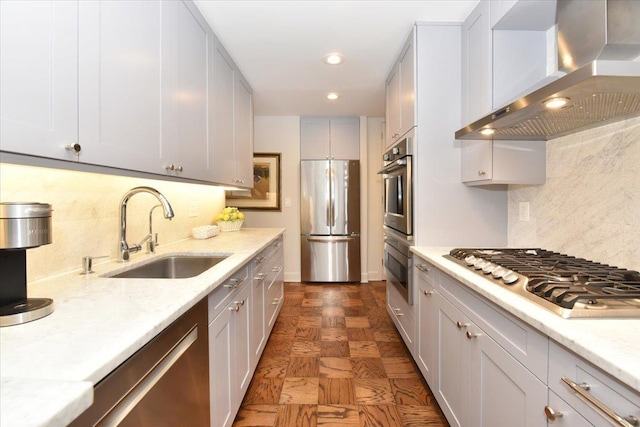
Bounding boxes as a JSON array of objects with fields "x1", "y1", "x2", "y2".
[{"x1": 445, "y1": 248, "x2": 640, "y2": 319}]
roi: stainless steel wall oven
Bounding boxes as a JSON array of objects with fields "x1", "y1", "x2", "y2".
[{"x1": 379, "y1": 136, "x2": 413, "y2": 238}]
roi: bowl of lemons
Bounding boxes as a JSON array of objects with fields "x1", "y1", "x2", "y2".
[{"x1": 214, "y1": 207, "x2": 245, "y2": 232}]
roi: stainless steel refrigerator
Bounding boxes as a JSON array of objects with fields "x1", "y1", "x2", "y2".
[{"x1": 300, "y1": 160, "x2": 360, "y2": 282}]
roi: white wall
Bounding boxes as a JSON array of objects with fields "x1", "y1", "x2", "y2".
[
  {"x1": 366, "y1": 117, "x2": 385, "y2": 280},
  {"x1": 509, "y1": 116, "x2": 640, "y2": 271},
  {"x1": 244, "y1": 116, "x2": 301, "y2": 282},
  {"x1": 0, "y1": 163, "x2": 226, "y2": 282}
]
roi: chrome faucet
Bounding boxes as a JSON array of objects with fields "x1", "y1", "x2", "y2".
[{"x1": 119, "y1": 187, "x2": 174, "y2": 262}]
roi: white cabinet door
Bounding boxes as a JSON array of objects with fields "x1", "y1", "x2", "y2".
[
  {"x1": 211, "y1": 44, "x2": 236, "y2": 185},
  {"x1": 399, "y1": 38, "x2": 415, "y2": 137},
  {"x1": 385, "y1": 65, "x2": 401, "y2": 147},
  {"x1": 330, "y1": 117, "x2": 360, "y2": 160},
  {"x1": 234, "y1": 75, "x2": 254, "y2": 186},
  {"x1": 209, "y1": 305, "x2": 235, "y2": 427},
  {"x1": 78, "y1": 1, "x2": 169, "y2": 172},
  {"x1": 300, "y1": 117, "x2": 331, "y2": 159},
  {"x1": 168, "y1": 0, "x2": 211, "y2": 181},
  {"x1": 435, "y1": 295, "x2": 469, "y2": 427},
  {"x1": 462, "y1": 140, "x2": 493, "y2": 182},
  {"x1": 234, "y1": 282, "x2": 252, "y2": 400},
  {"x1": 0, "y1": 1, "x2": 78, "y2": 161},
  {"x1": 462, "y1": 0, "x2": 492, "y2": 123},
  {"x1": 469, "y1": 327, "x2": 548, "y2": 427},
  {"x1": 416, "y1": 274, "x2": 437, "y2": 385},
  {"x1": 251, "y1": 268, "x2": 266, "y2": 366}
]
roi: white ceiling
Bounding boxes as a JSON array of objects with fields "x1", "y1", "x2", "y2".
[{"x1": 194, "y1": 0, "x2": 479, "y2": 117}]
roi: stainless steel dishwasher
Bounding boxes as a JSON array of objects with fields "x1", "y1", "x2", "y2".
[{"x1": 69, "y1": 300, "x2": 210, "y2": 426}]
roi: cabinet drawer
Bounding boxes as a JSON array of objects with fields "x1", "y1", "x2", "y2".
[
  {"x1": 549, "y1": 341, "x2": 640, "y2": 427},
  {"x1": 208, "y1": 265, "x2": 249, "y2": 321},
  {"x1": 253, "y1": 237, "x2": 283, "y2": 273},
  {"x1": 414, "y1": 258, "x2": 437, "y2": 286},
  {"x1": 438, "y1": 273, "x2": 548, "y2": 382}
]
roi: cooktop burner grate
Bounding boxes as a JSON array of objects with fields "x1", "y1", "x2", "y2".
[{"x1": 445, "y1": 248, "x2": 640, "y2": 318}]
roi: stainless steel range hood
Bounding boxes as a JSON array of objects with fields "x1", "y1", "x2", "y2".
[{"x1": 456, "y1": 0, "x2": 640, "y2": 141}]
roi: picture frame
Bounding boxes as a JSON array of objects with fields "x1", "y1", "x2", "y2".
[{"x1": 226, "y1": 152, "x2": 282, "y2": 211}]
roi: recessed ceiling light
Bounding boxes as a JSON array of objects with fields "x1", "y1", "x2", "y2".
[
  {"x1": 479, "y1": 128, "x2": 495, "y2": 136},
  {"x1": 543, "y1": 97, "x2": 571, "y2": 109},
  {"x1": 326, "y1": 92, "x2": 340, "y2": 100},
  {"x1": 323, "y1": 53, "x2": 344, "y2": 65}
]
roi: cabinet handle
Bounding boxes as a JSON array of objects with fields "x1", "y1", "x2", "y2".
[
  {"x1": 561, "y1": 377, "x2": 638, "y2": 427},
  {"x1": 254, "y1": 273, "x2": 267, "y2": 281},
  {"x1": 393, "y1": 308, "x2": 404, "y2": 316},
  {"x1": 478, "y1": 170, "x2": 486, "y2": 176},
  {"x1": 223, "y1": 278, "x2": 243, "y2": 289},
  {"x1": 271, "y1": 297, "x2": 281, "y2": 305},
  {"x1": 466, "y1": 331, "x2": 479, "y2": 339},
  {"x1": 234, "y1": 304, "x2": 240, "y2": 312},
  {"x1": 254, "y1": 256, "x2": 266, "y2": 264},
  {"x1": 416, "y1": 264, "x2": 430, "y2": 272},
  {"x1": 272, "y1": 266, "x2": 282, "y2": 272},
  {"x1": 423, "y1": 289, "x2": 434, "y2": 296},
  {"x1": 544, "y1": 406, "x2": 563, "y2": 421},
  {"x1": 166, "y1": 164, "x2": 175, "y2": 171},
  {"x1": 235, "y1": 299, "x2": 245, "y2": 306},
  {"x1": 176, "y1": 165, "x2": 183, "y2": 172},
  {"x1": 456, "y1": 321, "x2": 469, "y2": 329}
]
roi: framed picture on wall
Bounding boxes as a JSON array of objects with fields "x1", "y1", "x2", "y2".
[{"x1": 226, "y1": 152, "x2": 282, "y2": 211}]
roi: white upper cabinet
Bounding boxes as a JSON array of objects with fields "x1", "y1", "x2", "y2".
[
  {"x1": 300, "y1": 117, "x2": 359, "y2": 160},
  {"x1": 211, "y1": 45, "x2": 236, "y2": 185},
  {"x1": 462, "y1": 0, "x2": 492, "y2": 123},
  {"x1": 385, "y1": 29, "x2": 416, "y2": 148},
  {"x1": 233, "y1": 75, "x2": 254, "y2": 186},
  {"x1": 1, "y1": 0, "x2": 252, "y2": 186},
  {"x1": 78, "y1": 1, "x2": 170, "y2": 173},
  {"x1": 0, "y1": 1, "x2": 79, "y2": 161},
  {"x1": 210, "y1": 42, "x2": 254, "y2": 188},
  {"x1": 167, "y1": 0, "x2": 211, "y2": 181}
]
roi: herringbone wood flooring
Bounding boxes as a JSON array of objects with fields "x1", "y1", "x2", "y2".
[{"x1": 232, "y1": 281, "x2": 449, "y2": 427}]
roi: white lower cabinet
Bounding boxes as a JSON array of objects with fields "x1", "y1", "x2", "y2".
[
  {"x1": 415, "y1": 262, "x2": 437, "y2": 385},
  {"x1": 208, "y1": 237, "x2": 284, "y2": 427}
]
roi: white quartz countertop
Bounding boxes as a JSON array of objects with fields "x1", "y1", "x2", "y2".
[
  {"x1": 411, "y1": 246, "x2": 640, "y2": 394},
  {"x1": 0, "y1": 228, "x2": 285, "y2": 427}
]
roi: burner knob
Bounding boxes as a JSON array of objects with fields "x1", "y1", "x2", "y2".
[
  {"x1": 474, "y1": 259, "x2": 488, "y2": 270},
  {"x1": 492, "y1": 266, "x2": 507, "y2": 279},
  {"x1": 482, "y1": 263, "x2": 497, "y2": 275},
  {"x1": 502, "y1": 271, "x2": 519, "y2": 285},
  {"x1": 464, "y1": 255, "x2": 476, "y2": 266}
]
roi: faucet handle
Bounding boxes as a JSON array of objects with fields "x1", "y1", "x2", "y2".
[{"x1": 82, "y1": 255, "x2": 110, "y2": 274}]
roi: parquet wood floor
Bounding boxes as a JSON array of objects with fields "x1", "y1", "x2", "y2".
[{"x1": 232, "y1": 281, "x2": 449, "y2": 427}]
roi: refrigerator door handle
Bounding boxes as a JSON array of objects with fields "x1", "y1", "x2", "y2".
[
  {"x1": 306, "y1": 237, "x2": 355, "y2": 243},
  {"x1": 329, "y1": 167, "x2": 336, "y2": 227},
  {"x1": 325, "y1": 167, "x2": 331, "y2": 227}
]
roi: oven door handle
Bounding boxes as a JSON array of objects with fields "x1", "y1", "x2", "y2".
[{"x1": 377, "y1": 157, "x2": 408, "y2": 174}]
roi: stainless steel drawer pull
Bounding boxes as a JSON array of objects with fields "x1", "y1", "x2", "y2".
[
  {"x1": 466, "y1": 331, "x2": 479, "y2": 340},
  {"x1": 272, "y1": 266, "x2": 282, "y2": 272},
  {"x1": 423, "y1": 290, "x2": 434, "y2": 296},
  {"x1": 416, "y1": 264, "x2": 430, "y2": 272},
  {"x1": 100, "y1": 327, "x2": 197, "y2": 427},
  {"x1": 254, "y1": 273, "x2": 267, "y2": 280},
  {"x1": 561, "y1": 377, "x2": 638, "y2": 427}
]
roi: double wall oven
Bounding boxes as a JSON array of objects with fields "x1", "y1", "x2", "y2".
[{"x1": 379, "y1": 135, "x2": 414, "y2": 304}]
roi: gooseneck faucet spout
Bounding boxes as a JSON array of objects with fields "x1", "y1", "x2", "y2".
[{"x1": 119, "y1": 186, "x2": 174, "y2": 262}]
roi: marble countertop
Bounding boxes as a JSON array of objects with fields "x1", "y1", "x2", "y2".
[
  {"x1": 411, "y1": 247, "x2": 640, "y2": 394},
  {"x1": 0, "y1": 228, "x2": 285, "y2": 427}
]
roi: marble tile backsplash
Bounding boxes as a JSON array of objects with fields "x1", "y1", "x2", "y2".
[
  {"x1": 508, "y1": 116, "x2": 640, "y2": 271},
  {"x1": 0, "y1": 164, "x2": 226, "y2": 282}
]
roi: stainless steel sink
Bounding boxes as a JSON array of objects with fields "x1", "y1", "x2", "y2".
[{"x1": 106, "y1": 255, "x2": 228, "y2": 279}]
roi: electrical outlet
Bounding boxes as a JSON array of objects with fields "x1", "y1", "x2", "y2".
[
  {"x1": 519, "y1": 202, "x2": 530, "y2": 222},
  {"x1": 188, "y1": 201, "x2": 199, "y2": 218}
]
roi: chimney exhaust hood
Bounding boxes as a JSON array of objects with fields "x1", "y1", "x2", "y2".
[{"x1": 455, "y1": 0, "x2": 640, "y2": 141}]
